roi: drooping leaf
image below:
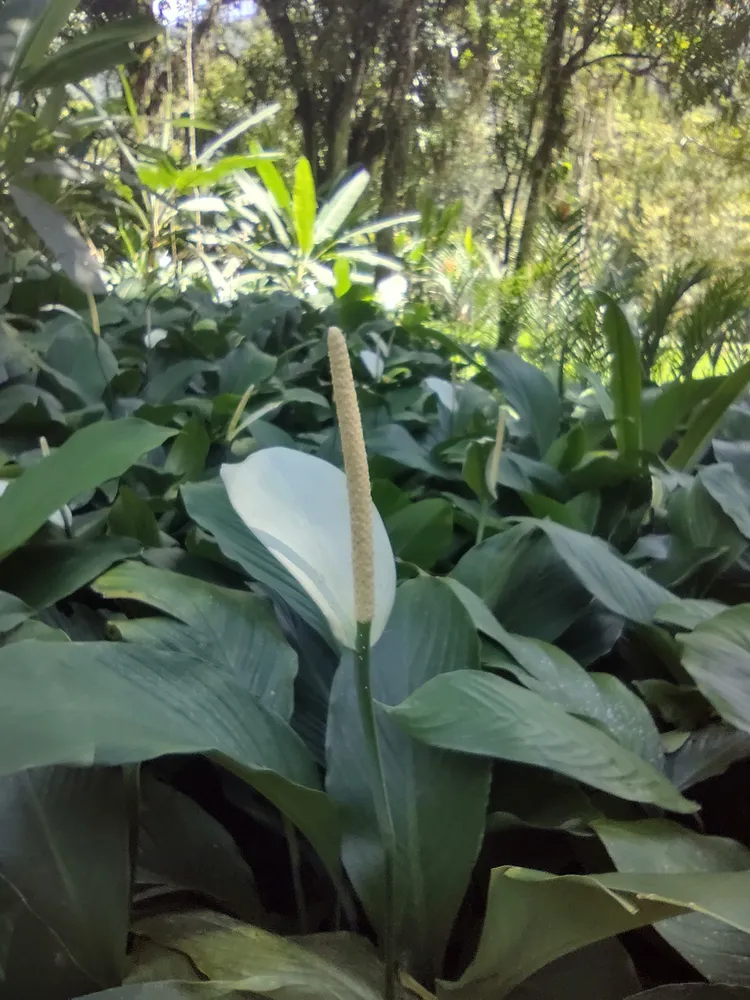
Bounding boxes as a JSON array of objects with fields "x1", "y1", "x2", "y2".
[
  {"x1": 385, "y1": 670, "x2": 694, "y2": 811},
  {"x1": 596, "y1": 819, "x2": 750, "y2": 985},
  {"x1": 437, "y1": 865, "x2": 750, "y2": 1000}
]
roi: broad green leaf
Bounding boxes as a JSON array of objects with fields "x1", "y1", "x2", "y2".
[
  {"x1": 670, "y1": 359, "x2": 750, "y2": 471},
  {"x1": 182, "y1": 480, "x2": 334, "y2": 643},
  {"x1": 438, "y1": 865, "x2": 750, "y2": 999},
  {"x1": 0, "y1": 418, "x2": 175, "y2": 558},
  {"x1": 386, "y1": 499, "x2": 453, "y2": 570},
  {"x1": 134, "y1": 912, "x2": 387, "y2": 1000},
  {"x1": 0, "y1": 766, "x2": 129, "y2": 991},
  {"x1": 680, "y1": 606, "x2": 750, "y2": 735},
  {"x1": 485, "y1": 351, "x2": 561, "y2": 456},
  {"x1": 19, "y1": 14, "x2": 161, "y2": 92},
  {"x1": 9, "y1": 184, "x2": 105, "y2": 293},
  {"x1": 82, "y1": 986, "x2": 241, "y2": 999},
  {"x1": 667, "y1": 724, "x2": 750, "y2": 791},
  {"x1": 385, "y1": 670, "x2": 694, "y2": 811},
  {"x1": 0, "y1": 639, "x2": 339, "y2": 878},
  {"x1": 522, "y1": 518, "x2": 673, "y2": 624},
  {"x1": 451, "y1": 524, "x2": 592, "y2": 641},
  {"x1": 314, "y1": 170, "x2": 370, "y2": 244},
  {"x1": 94, "y1": 560, "x2": 298, "y2": 719},
  {"x1": 596, "y1": 819, "x2": 750, "y2": 985},
  {"x1": 139, "y1": 776, "x2": 262, "y2": 922},
  {"x1": 165, "y1": 418, "x2": 210, "y2": 481},
  {"x1": 292, "y1": 157, "x2": 316, "y2": 256},
  {"x1": 109, "y1": 487, "x2": 162, "y2": 547},
  {"x1": 326, "y1": 579, "x2": 490, "y2": 979},
  {"x1": 447, "y1": 580, "x2": 661, "y2": 766},
  {"x1": 698, "y1": 464, "x2": 750, "y2": 539},
  {"x1": 0, "y1": 536, "x2": 142, "y2": 610},
  {"x1": 603, "y1": 302, "x2": 642, "y2": 459}
]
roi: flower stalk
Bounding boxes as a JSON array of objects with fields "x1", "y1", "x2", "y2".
[
  {"x1": 328, "y1": 326, "x2": 397, "y2": 1000},
  {"x1": 477, "y1": 405, "x2": 506, "y2": 545}
]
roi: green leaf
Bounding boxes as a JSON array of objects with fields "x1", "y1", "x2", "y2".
[
  {"x1": 292, "y1": 157, "x2": 316, "y2": 256},
  {"x1": 522, "y1": 518, "x2": 673, "y2": 624},
  {"x1": 485, "y1": 351, "x2": 561, "y2": 456},
  {"x1": 314, "y1": 170, "x2": 370, "y2": 244},
  {"x1": 670, "y1": 359, "x2": 750, "y2": 471},
  {"x1": 385, "y1": 670, "x2": 694, "y2": 811},
  {"x1": 596, "y1": 819, "x2": 750, "y2": 985},
  {"x1": 182, "y1": 480, "x2": 334, "y2": 644},
  {"x1": 437, "y1": 865, "x2": 750, "y2": 1000},
  {"x1": 641, "y1": 379, "x2": 720, "y2": 455},
  {"x1": 680, "y1": 605, "x2": 750, "y2": 735},
  {"x1": 0, "y1": 0, "x2": 78, "y2": 90},
  {"x1": 451, "y1": 524, "x2": 592, "y2": 641},
  {"x1": 109, "y1": 487, "x2": 162, "y2": 547},
  {"x1": 165, "y1": 418, "x2": 210, "y2": 481},
  {"x1": 19, "y1": 14, "x2": 161, "y2": 92},
  {"x1": 603, "y1": 302, "x2": 642, "y2": 459},
  {"x1": 0, "y1": 639, "x2": 339, "y2": 879},
  {"x1": 251, "y1": 142, "x2": 292, "y2": 212},
  {"x1": 8, "y1": 184, "x2": 105, "y2": 293},
  {"x1": 135, "y1": 911, "x2": 386, "y2": 1000},
  {"x1": 326, "y1": 579, "x2": 490, "y2": 979},
  {"x1": 0, "y1": 591, "x2": 32, "y2": 632},
  {"x1": 386, "y1": 499, "x2": 453, "y2": 570},
  {"x1": 138, "y1": 776, "x2": 262, "y2": 922},
  {"x1": 94, "y1": 560, "x2": 298, "y2": 719},
  {"x1": 197, "y1": 104, "x2": 279, "y2": 163},
  {"x1": 447, "y1": 580, "x2": 661, "y2": 766},
  {"x1": 0, "y1": 766, "x2": 129, "y2": 991},
  {"x1": 0, "y1": 536, "x2": 142, "y2": 610},
  {"x1": 697, "y1": 464, "x2": 750, "y2": 539},
  {"x1": 0, "y1": 418, "x2": 175, "y2": 558}
]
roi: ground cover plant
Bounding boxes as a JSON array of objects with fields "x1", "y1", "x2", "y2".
[{"x1": 4, "y1": 255, "x2": 750, "y2": 1000}]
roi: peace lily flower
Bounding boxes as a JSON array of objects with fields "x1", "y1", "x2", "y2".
[{"x1": 220, "y1": 446, "x2": 396, "y2": 648}]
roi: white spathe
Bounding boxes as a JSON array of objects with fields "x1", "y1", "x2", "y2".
[
  {"x1": 143, "y1": 328, "x2": 168, "y2": 348},
  {"x1": 220, "y1": 447, "x2": 397, "y2": 648},
  {"x1": 0, "y1": 480, "x2": 66, "y2": 528}
]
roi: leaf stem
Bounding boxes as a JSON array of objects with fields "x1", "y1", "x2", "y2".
[{"x1": 354, "y1": 618, "x2": 397, "y2": 1000}]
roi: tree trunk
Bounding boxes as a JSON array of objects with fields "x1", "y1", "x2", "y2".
[
  {"x1": 514, "y1": 0, "x2": 571, "y2": 270},
  {"x1": 324, "y1": 49, "x2": 368, "y2": 182},
  {"x1": 377, "y1": 0, "x2": 419, "y2": 256}
]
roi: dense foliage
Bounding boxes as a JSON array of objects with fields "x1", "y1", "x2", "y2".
[{"x1": 4, "y1": 1, "x2": 750, "y2": 999}]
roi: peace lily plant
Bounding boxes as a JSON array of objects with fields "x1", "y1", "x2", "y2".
[{"x1": 221, "y1": 327, "x2": 400, "y2": 997}]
